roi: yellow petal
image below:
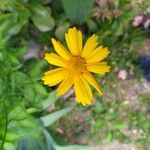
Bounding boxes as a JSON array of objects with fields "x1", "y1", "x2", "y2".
[
  {"x1": 86, "y1": 62, "x2": 111, "y2": 74},
  {"x1": 78, "y1": 30, "x2": 82, "y2": 54},
  {"x1": 56, "y1": 74, "x2": 74, "y2": 96},
  {"x1": 45, "y1": 53, "x2": 67, "y2": 67},
  {"x1": 51, "y1": 38, "x2": 71, "y2": 60},
  {"x1": 85, "y1": 47, "x2": 110, "y2": 63},
  {"x1": 74, "y1": 76, "x2": 93, "y2": 106},
  {"x1": 65, "y1": 27, "x2": 82, "y2": 55},
  {"x1": 83, "y1": 72, "x2": 103, "y2": 95},
  {"x1": 42, "y1": 68, "x2": 69, "y2": 86},
  {"x1": 81, "y1": 34, "x2": 98, "y2": 58}
]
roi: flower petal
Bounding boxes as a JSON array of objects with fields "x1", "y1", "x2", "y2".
[
  {"x1": 86, "y1": 62, "x2": 111, "y2": 74},
  {"x1": 65, "y1": 27, "x2": 82, "y2": 55},
  {"x1": 51, "y1": 38, "x2": 71, "y2": 60},
  {"x1": 85, "y1": 46, "x2": 110, "y2": 63},
  {"x1": 74, "y1": 76, "x2": 93, "y2": 106},
  {"x1": 81, "y1": 34, "x2": 98, "y2": 58},
  {"x1": 45, "y1": 53, "x2": 67, "y2": 67},
  {"x1": 42, "y1": 68, "x2": 69, "y2": 86},
  {"x1": 78, "y1": 30, "x2": 83, "y2": 54},
  {"x1": 56, "y1": 74, "x2": 74, "y2": 96},
  {"x1": 83, "y1": 72, "x2": 103, "y2": 95}
]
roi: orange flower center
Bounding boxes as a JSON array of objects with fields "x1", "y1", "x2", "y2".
[{"x1": 67, "y1": 56, "x2": 86, "y2": 74}]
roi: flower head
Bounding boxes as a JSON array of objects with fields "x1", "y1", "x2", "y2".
[{"x1": 42, "y1": 27, "x2": 110, "y2": 106}]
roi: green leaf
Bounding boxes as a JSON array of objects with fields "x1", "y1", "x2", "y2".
[
  {"x1": 23, "y1": 84, "x2": 36, "y2": 101},
  {"x1": 55, "y1": 22, "x2": 70, "y2": 41},
  {"x1": 94, "y1": 119, "x2": 105, "y2": 128},
  {"x1": 105, "y1": 131, "x2": 112, "y2": 142},
  {"x1": 42, "y1": 91, "x2": 59, "y2": 110},
  {"x1": 13, "y1": 46, "x2": 28, "y2": 58},
  {"x1": 55, "y1": 145, "x2": 96, "y2": 150},
  {"x1": 29, "y1": 1, "x2": 55, "y2": 32},
  {"x1": 16, "y1": 136, "x2": 46, "y2": 150},
  {"x1": 40, "y1": 106, "x2": 74, "y2": 127},
  {"x1": 4, "y1": 142, "x2": 14, "y2": 150},
  {"x1": 14, "y1": 71, "x2": 30, "y2": 85},
  {"x1": 87, "y1": 19, "x2": 98, "y2": 33},
  {"x1": 28, "y1": 60, "x2": 47, "y2": 78},
  {"x1": 0, "y1": 14, "x2": 22, "y2": 38},
  {"x1": 112, "y1": 123, "x2": 127, "y2": 130},
  {"x1": 33, "y1": 83, "x2": 47, "y2": 96},
  {"x1": 43, "y1": 129, "x2": 56, "y2": 150},
  {"x1": 6, "y1": 52, "x2": 20, "y2": 65},
  {"x1": 93, "y1": 101, "x2": 106, "y2": 114},
  {"x1": 61, "y1": 0, "x2": 94, "y2": 24}
]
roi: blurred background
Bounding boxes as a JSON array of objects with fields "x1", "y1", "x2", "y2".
[{"x1": 0, "y1": 0, "x2": 150, "y2": 150}]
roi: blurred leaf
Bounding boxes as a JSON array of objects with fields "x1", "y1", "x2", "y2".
[
  {"x1": 42, "y1": 91, "x2": 59, "y2": 110},
  {"x1": 33, "y1": 83, "x2": 47, "y2": 96},
  {"x1": 16, "y1": 137, "x2": 46, "y2": 150},
  {"x1": 8, "y1": 106, "x2": 27, "y2": 121},
  {"x1": 94, "y1": 119, "x2": 105, "y2": 128},
  {"x1": 6, "y1": 52, "x2": 20, "y2": 65},
  {"x1": 24, "y1": 84, "x2": 35, "y2": 101},
  {"x1": 40, "y1": 0, "x2": 52, "y2": 4},
  {"x1": 105, "y1": 113, "x2": 116, "y2": 121},
  {"x1": 29, "y1": 1, "x2": 55, "y2": 32},
  {"x1": 13, "y1": 46, "x2": 28, "y2": 58},
  {"x1": 93, "y1": 101, "x2": 106, "y2": 114},
  {"x1": 87, "y1": 19, "x2": 98, "y2": 33},
  {"x1": 55, "y1": 22, "x2": 70, "y2": 40},
  {"x1": 43, "y1": 129, "x2": 56, "y2": 150},
  {"x1": 61, "y1": 0, "x2": 94, "y2": 24},
  {"x1": 14, "y1": 71, "x2": 30, "y2": 85},
  {"x1": 40, "y1": 106, "x2": 74, "y2": 127},
  {"x1": 4, "y1": 142, "x2": 14, "y2": 150},
  {"x1": 28, "y1": 60, "x2": 47, "y2": 78},
  {"x1": 112, "y1": 123, "x2": 127, "y2": 130},
  {"x1": 0, "y1": 14, "x2": 22, "y2": 38},
  {"x1": 55, "y1": 145, "x2": 96, "y2": 150},
  {"x1": 105, "y1": 131, "x2": 112, "y2": 142}
]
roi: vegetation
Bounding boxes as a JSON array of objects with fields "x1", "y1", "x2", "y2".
[{"x1": 0, "y1": 0, "x2": 150, "y2": 149}]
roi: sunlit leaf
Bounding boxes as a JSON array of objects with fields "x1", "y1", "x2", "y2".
[
  {"x1": 40, "y1": 106, "x2": 74, "y2": 127},
  {"x1": 29, "y1": 1, "x2": 55, "y2": 32}
]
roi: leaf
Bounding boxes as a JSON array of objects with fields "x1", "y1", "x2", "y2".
[
  {"x1": 40, "y1": 0, "x2": 52, "y2": 4},
  {"x1": 55, "y1": 22, "x2": 70, "y2": 40},
  {"x1": 0, "y1": 14, "x2": 22, "y2": 38},
  {"x1": 14, "y1": 71, "x2": 30, "y2": 85},
  {"x1": 112, "y1": 123, "x2": 127, "y2": 130},
  {"x1": 16, "y1": 137, "x2": 46, "y2": 150},
  {"x1": 93, "y1": 101, "x2": 106, "y2": 114},
  {"x1": 4, "y1": 142, "x2": 14, "y2": 150},
  {"x1": 24, "y1": 84, "x2": 35, "y2": 101},
  {"x1": 43, "y1": 129, "x2": 56, "y2": 150},
  {"x1": 105, "y1": 131, "x2": 112, "y2": 142},
  {"x1": 94, "y1": 119, "x2": 105, "y2": 128},
  {"x1": 61, "y1": 0, "x2": 94, "y2": 24},
  {"x1": 6, "y1": 52, "x2": 20, "y2": 65},
  {"x1": 28, "y1": 60, "x2": 47, "y2": 78},
  {"x1": 33, "y1": 83, "x2": 48, "y2": 96},
  {"x1": 29, "y1": 1, "x2": 55, "y2": 32},
  {"x1": 87, "y1": 19, "x2": 98, "y2": 32},
  {"x1": 42, "y1": 91, "x2": 59, "y2": 110},
  {"x1": 55, "y1": 145, "x2": 96, "y2": 150},
  {"x1": 40, "y1": 106, "x2": 74, "y2": 127}
]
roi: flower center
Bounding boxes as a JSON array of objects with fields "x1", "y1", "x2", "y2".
[{"x1": 67, "y1": 56, "x2": 86, "y2": 74}]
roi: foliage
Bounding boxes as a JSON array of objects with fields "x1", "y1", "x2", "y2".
[
  {"x1": 0, "y1": 0, "x2": 55, "y2": 39},
  {"x1": 0, "y1": 0, "x2": 150, "y2": 149}
]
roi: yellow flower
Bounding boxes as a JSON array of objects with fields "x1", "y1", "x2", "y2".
[{"x1": 42, "y1": 27, "x2": 110, "y2": 106}]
